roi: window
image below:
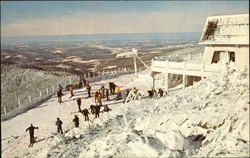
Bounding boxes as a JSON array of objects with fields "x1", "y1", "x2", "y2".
[
  {"x1": 211, "y1": 51, "x2": 235, "y2": 64},
  {"x1": 229, "y1": 51, "x2": 235, "y2": 62}
]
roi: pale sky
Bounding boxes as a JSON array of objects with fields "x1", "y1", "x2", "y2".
[{"x1": 1, "y1": 1, "x2": 248, "y2": 37}]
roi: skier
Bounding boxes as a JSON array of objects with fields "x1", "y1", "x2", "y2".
[
  {"x1": 94, "y1": 91, "x2": 99, "y2": 103},
  {"x1": 75, "y1": 80, "x2": 80, "y2": 88},
  {"x1": 73, "y1": 115, "x2": 79, "y2": 127},
  {"x1": 58, "y1": 84, "x2": 63, "y2": 93},
  {"x1": 100, "y1": 86, "x2": 105, "y2": 98},
  {"x1": 103, "y1": 105, "x2": 110, "y2": 112},
  {"x1": 117, "y1": 91, "x2": 122, "y2": 100},
  {"x1": 115, "y1": 85, "x2": 120, "y2": 94},
  {"x1": 57, "y1": 90, "x2": 63, "y2": 104},
  {"x1": 125, "y1": 89, "x2": 130, "y2": 97},
  {"x1": 76, "y1": 97, "x2": 82, "y2": 112},
  {"x1": 82, "y1": 108, "x2": 90, "y2": 121},
  {"x1": 95, "y1": 104, "x2": 101, "y2": 118},
  {"x1": 147, "y1": 90, "x2": 154, "y2": 98},
  {"x1": 109, "y1": 82, "x2": 116, "y2": 95},
  {"x1": 132, "y1": 87, "x2": 138, "y2": 94},
  {"x1": 69, "y1": 85, "x2": 74, "y2": 98},
  {"x1": 158, "y1": 88, "x2": 164, "y2": 97},
  {"x1": 86, "y1": 80, "x2": 90, "y2": 87},
  {"x1": 81, "y1": 77, "x2": 86, "y2": 87},
  {"x1": 55, "y1": 117, "x2": 63, "y2": 134},
  {"x1": 86, "y1": 85, "x2": 91, "y2": 97},
  {"x1": 97, "y1": 93, "x2": 102, "y2": 106},
  {"x1": 105, "y1": 88, "x2": 109, "y2": 101},
  {"x1": 26, "y1": 124, "x2": 39, "y2": 147},
  {"x1": 90, "y1": 105, "x2": 95, "y2": 114}
]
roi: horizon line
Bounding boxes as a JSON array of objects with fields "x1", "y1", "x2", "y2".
[{"x1": 1, "y1": 31, "x2": 201, "y2": 38}]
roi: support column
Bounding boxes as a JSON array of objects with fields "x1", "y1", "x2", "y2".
[
  {"x1": 152, "y1": 72, "x2": 155, "y2": 90},
  {"x1": 183, "y1": 75, "x2": 186, "y2": 89},
  {"x1": 134, "y1": 55, "x2": 138, "y2": 77},
  {"x1": 186, "y1": 76, "x2": 194, "y2": 87},
  {"x1": 165, "y1": 73, "x2": 169, "y2": 92}
]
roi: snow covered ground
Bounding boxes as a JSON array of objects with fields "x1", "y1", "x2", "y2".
[{"x1": 1, "y1": 64, "x2": 249, "y2": 158}]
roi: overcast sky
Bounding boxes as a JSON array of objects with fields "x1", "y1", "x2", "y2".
[{"x1": 1, "y1": 1, "x2": 248, "y2": 37}]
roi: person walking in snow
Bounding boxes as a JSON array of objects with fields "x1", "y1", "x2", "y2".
[
  {"x1": 100, "y1": 85, "x2": 105, "y2": 98},
  {"x1": 158, "y1": 88, "x2": 164, "y2": 97},
  {"x1": 73, "y1": 115, "x2": 79, "y2": 127},
  {"x1": 82, "y1": 108, "x2": 90, "y2": 121},
  {"x1": 55, "y1": 117, "x2": 63, "y2": 134},
  {"x1": 76, "y1": 97, "x2": 82, "y2": 112},
  {"x1": 26, "y1": 124, "x2": 39, "y2": 147},
  {"x1": 94, "y1": 91, "x2": 99, "y2": 103},
  {"x1": 69, "y1": 85, "x2": 74, "y2": 99},
  {"x1": 97, "y1": 93, "x2": 102, "y2": 106},
  {"x1": 85, "y1": 80, "x2": 90, "y2": 87},
  {"x1": 57, "y1": 90, "x2": 63, "y2": 104},
  {"x1": 90, "y1": 105, "x2": 95, "y2": 114},
  {"x1": 86, "y1": 85, "x2": 91, "y2": 97},
  {"x1": 109, "y1": 82, "x2": 116, "y2": 95},
  {"x1": 58, "y1": 84, "x2": 63, "y2": 93},
  {"x1": 105, "y1": 88, "x2": 109, "y2": 101},
  {"x1": 95, "y1": 104, "x2": 101, "y2": 118}
]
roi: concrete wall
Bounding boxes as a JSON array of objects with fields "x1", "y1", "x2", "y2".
[{"x1": 202, "y1": 45, "x2": 249, "y2": 69}]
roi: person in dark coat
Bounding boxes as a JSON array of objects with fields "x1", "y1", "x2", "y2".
[
  {"x1": 57, "y1": 90, "x2": 63, "y2": 104},
  {"x1": 73, "y1": 115, "x2": 79, "y2": 127},
  {"x1": 109, "y1": 82, "x2": 116, "y2": 95},
  {"x1": 158, "y1": 89, "x2": 164, "y2": 97},
  {"x1": 76, "y1": 97, "x2": 82, "y2": 112},
  {"x1": 147, "y1": 90, "x2": 154, "y2": 98},
  {"x1": 87, "y1": 85, "x2": 91, "y2": 97},
  {"x1": 82, "y1": 108, "x2": 90, "y2": 121},
  {"x1": 58, "y1": 84, "x2": 63, "y2": 93},
  {"x1": 26, "y1": 124, "x2": 39, "y2": 147},
  {"x1": 105, "y1": 88, "x2": 109, "y2": 101},
  {"x1": 90, "y1": 105, "x2": 95, "y2": 114},
  {"x1": 95, "y1": 104, "x2": 101, "y2": 118},
  {"x1": 55, "y1": 118, "x2": 63, "y2": 134},
  {"x1": 103, "y1": 105, "x2": 110, "y2": 112}
]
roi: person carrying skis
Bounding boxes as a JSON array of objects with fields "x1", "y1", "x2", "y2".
[
  {"x1": 76, "y1": 97, "x2": 82, "y2": 112},
  {"x1": 57, "y1": 90, "x2": 63, "y2": 104},
  {"x1": 82, "y1": 108, "x2": 90, "y2": 121},
  {"x1": 86, "y1": 85, "x2": 91, "y2": 98},
  {"x1": 95, "y1": 104, "x2": 101, "y2": 118},
  {"x1": 26, "y1": 124, "x2": 39, "y2": 147},
  {"x1": 94, "y1": 91, "x2": 99, "y2": 103},
  {"x1": 105, "y1": 88, "x2": 109, "y2": 101},
  {"x1": 55, "y1": 117, "x2": 63, "y2": 134},
  {"x1": 73, "y1": 115, "x2": 79, "y2": 127}
]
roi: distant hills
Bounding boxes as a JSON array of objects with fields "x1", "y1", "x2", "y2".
[{"x1": 1, "y1": 32, "x2": 200, "y2": 44}]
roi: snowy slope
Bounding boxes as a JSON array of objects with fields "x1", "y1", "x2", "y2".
[{"x1": 1, "y1": 65, "x2": 249, "y2": 158}]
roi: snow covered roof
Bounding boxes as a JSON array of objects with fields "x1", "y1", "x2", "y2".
[{"x1": 199, "y1": 14, "x2": 249, "y2": 45}]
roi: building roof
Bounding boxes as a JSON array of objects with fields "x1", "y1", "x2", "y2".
[{"x1": 199, "y1": 14, "x2": 249, "y2": 45}]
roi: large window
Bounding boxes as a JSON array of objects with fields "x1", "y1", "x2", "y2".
[{"x1": 211, "y1": 51, "x2": 235, "y2": 64}]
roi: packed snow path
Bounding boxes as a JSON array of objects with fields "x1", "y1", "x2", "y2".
[{"x1": 1, "y1": 66, "x2": 249, "y2": 158}]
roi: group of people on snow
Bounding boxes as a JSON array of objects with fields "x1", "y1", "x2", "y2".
[{"x1": 27, "y1": 75, "x2": 167, "y2": 148}]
